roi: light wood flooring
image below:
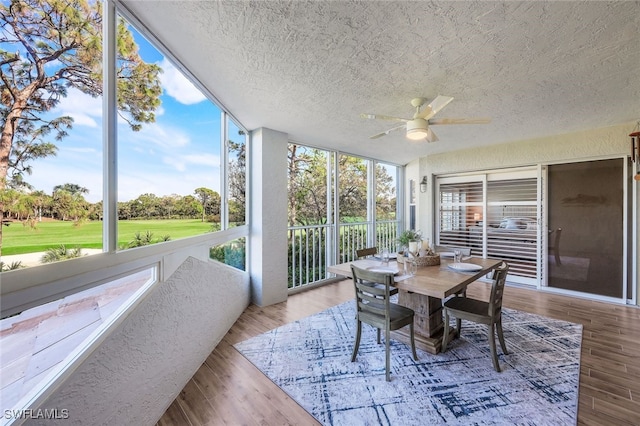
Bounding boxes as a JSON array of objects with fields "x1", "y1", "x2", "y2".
[{"x1": 157, "y1": 280, "x2": 640, "y2": 426}]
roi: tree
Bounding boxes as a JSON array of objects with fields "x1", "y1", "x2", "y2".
[
  {"x1": 375, "y1": 164, "x2": 396, "y2": 220},
  {"x1": 174, "y1": 194, "x2": 202, "y2": 219},
  {"x1": 287, "y1": 145, "x2": 396, "y2": 227},
  {"x1": 132, "y1": 193, "x2": 160, "y2": 219},
  {"x1": 52, "y1": 185, "x2": 88, "y2": 222},
  {"x1": 287, "y1": 145, "x2": 329, "y2": 227},
  {"x1": 53, "y1": 183, "x2": 88, "y2": 196},
  {"x1": 194, "y1": 187, "x2": 217, "y2": 222},
  {"x1": 0, "y1": 0, "x2": 162, "y2": 253},
  {"x1": 228, "y1": 137, "x2": 246, "y2": 224},
  {"x1": 338, "y1": 154, "x2": 368, "y2": 221}
]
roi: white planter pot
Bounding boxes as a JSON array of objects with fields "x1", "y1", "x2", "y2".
[{"x1": 408, "y1": 241, "x2": 419, "y2": 253}]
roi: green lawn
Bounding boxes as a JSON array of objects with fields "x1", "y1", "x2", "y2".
[{"x1": 1, "y1": 219, "x2": 215, "y2": 255}]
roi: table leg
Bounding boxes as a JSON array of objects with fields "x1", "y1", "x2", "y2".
[{"x1": 393, "y1": 290, "x2": 455, "y2": 354}]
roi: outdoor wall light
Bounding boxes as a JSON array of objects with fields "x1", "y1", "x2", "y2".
[{"x1": 419, "y1": 176, "x2": 428, "y2": 193}]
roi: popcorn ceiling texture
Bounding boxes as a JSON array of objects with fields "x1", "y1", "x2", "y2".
[
  {"x1": 120, "y1": 1, "x2": 639, "y2": 165},
  {"x1": 29, "y1": 257, "x2": 250, "y2": 425}
]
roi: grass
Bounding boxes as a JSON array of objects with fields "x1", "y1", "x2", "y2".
[{"x1": 1, "y1": 219, "x2": 215, "y2": 255}]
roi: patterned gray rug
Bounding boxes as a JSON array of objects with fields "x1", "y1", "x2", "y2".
[{"x1": 235, "y1": 301, "x2": 582, "y2": 425}]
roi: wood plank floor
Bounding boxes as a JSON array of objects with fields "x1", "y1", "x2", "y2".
[{"x1": 157, "y1": 280, "x2": 640, "y2": 426}]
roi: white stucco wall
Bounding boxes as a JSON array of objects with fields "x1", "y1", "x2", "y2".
[{"x1": 28, "y1": 256, "x2": 250, "y2": 425}]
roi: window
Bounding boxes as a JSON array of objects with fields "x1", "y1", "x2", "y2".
[
  {"x1": 1, "y1": 4, "x2": 249, "y2": 314},
  {"x1": 287, "y1": 144, "x2": 401, "y2": 288},
  {"x1": 116, "y1": 18, "x2": 223, "y2": 250},
  {"x1": 0, "y1": 1, "x2": 105, "y2": 268}
]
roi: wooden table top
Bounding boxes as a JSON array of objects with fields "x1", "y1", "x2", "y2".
[{"x1": 328, "y1": 257, "x2": 502, "y2": 299}]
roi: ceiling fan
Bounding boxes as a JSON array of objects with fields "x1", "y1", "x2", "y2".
[{"x1": 360, "y1": 96, "x2": 490, "y2": 142}]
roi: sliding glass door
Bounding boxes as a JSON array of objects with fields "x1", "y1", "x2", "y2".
[
  {"x1": 545, "y1": 159, "x2": 625, "y2": 298},
  {"x1": 436, "y1": 169, "x2": 539, "y2": 286}
]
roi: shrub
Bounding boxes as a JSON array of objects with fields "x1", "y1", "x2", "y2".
[{"x1": 41, "y1": 245, "x2": 83, "y2": 263}]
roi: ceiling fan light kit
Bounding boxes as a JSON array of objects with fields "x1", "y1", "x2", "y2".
[{"x1": 406, "y1": 118, "x2": 429, "y2": 140}]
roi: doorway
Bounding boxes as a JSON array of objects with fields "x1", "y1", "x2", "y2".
[{"x1": 546, "y1": 159, "x2": 625, "y2": 298}]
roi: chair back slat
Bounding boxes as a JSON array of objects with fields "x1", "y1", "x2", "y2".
[{"x1": 355, "y1": 247, "x2": 378, "y2": 259}]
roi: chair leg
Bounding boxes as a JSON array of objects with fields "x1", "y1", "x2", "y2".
[
  {"x1": 488, "y1": 323, "x2": 501, "y2": 372},
  {"x1": 442, "y1": 309, "x2": 450, "y2": 351},
  {"x1": 456, "y1": 318, "x2": 462, "y2": 338},
  {"x1": 496, "y1": 317, "x2": 508, "y2": 355},
  {"x1": 351, "y1": 321, "x2": 362, "y2": 362},
  {"x1": 377, "y1": 327, "x2": 381, "y2": 344},
  {"x1": 409, "y1": 321, "x2": 418, "y2": 361},
  {"x1": 385, "y1": 327, "x2": 391, "y2": 382}
]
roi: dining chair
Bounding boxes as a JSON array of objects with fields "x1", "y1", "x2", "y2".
[
  {"x1": 548, "y1": 228, "x2": 562, "y2": 265},
  {"x1": 441, "y1": 262, "x2": 510, "y2": 372},
  {"x1": 355, "y1": 247, "x2": 398, "y2": 297},
  {"x1": 350, "y1": 265, "x2": 418, "y2": 381},
  {"x1": 434, "y1": 246, "x2": 473, "y2": 296},
  {"x1": 355, "y1": 247, "x2": 378, "y2": 259}
]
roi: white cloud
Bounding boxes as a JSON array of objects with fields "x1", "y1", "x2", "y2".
[
  {"x1": 120, "y1": 121, "x2": 191, "y2": 149},
  {"x1": 159, "y1": 58, "x2": 207, "y2": 105},
  {"x1": 164, "y1": 153, "x2": 220, "y2": 172},
  {"x1": 55, "y1": 89, "x2": 102, "y2": 128}
]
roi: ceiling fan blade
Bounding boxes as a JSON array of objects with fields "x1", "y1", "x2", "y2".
[
  {"x1": 369, "y1": 123, "x2": 405, "y2": 139},
  {"x1": 360, "y1": 113, "x2": 408, "y2": 123},
  {"x1": 426, "y1": 128, "x2": 439, "y2": 142},
  {"x1": 417, "y1": 95, "x2": 454, "y2": 120},
  {"x1": 429, "y1": 117, "x2": 492, "y2": 125}
]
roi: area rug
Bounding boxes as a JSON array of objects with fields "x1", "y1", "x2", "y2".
[{"x1": 234, "y1": 301, "x2": 582, "y2": 426}]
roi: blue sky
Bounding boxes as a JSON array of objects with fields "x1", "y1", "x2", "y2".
[{"x1": 26, "y1": 24, "x2": 224, "y2": 203}]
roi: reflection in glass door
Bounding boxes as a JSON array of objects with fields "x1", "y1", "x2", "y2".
[{"x1": 546, "y1": 159, "x2": 624, "y2": 298}]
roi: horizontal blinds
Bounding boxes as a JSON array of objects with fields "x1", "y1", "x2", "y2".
[
  {"x1": 438, "y1": 181, "x2": 483, "y2": 253},
  {"x1": 437, "y1": 176, "x2": 539, "y2": 282},
  {"x1": 486, "y1": 178, "x2": 538, "y2": 279}
]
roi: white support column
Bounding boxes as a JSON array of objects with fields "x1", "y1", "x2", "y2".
[{"x1": 249, "y1": 128, "x2": 288, "y2": 306}]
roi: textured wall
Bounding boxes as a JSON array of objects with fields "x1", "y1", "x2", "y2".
[
  {"x1": 29, "y1": 257, "x2": 250, "y2": 425},
  {"x1": 423, "y1": 123, "x2": 631, "y2": 176}
]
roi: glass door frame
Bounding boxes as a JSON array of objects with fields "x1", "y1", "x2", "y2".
[{"x1": 540, "y1": 156, "x2": 633, "y2": 304}]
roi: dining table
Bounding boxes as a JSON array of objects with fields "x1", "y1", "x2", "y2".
[{"x1": 327, "y1": 256, "x2": 503, "y2": 354}]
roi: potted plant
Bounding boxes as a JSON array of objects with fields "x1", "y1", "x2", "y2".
[{"x1": 397, "y1": 229, "x2": 422, "y2": 257}]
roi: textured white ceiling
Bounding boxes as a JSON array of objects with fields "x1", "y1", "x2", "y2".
[{"x1": 120, "y1": 0, "x2": 640, "y2": 165}]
